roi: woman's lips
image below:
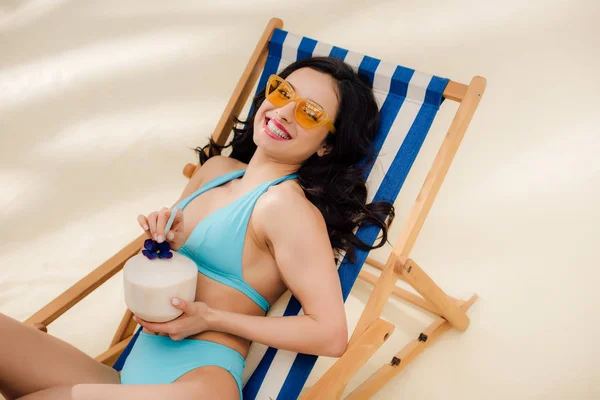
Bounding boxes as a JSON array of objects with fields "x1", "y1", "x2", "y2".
[
  {"x1": 264, "y1": 117, "x2": 291, "y2": 141},
  {"x1": 269, "y1": 118, "x2": 290, "y2": 137}
]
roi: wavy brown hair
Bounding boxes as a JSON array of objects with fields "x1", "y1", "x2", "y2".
[{"x1": 197, "y1": 57, "x2": 394, "y2": 263}]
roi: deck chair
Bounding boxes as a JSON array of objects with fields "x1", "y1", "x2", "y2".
[{"x1": 24, "y1": 18, "x2": 486, "y2": 399}]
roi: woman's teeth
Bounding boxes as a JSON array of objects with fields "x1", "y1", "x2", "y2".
[{"x1": 267, "y1": 119, "x2": 291, "y2": 140}]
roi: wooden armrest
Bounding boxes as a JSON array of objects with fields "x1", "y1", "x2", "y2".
[
  {"x1": 301, "y1": 318, "x2": 395, "y2": 400},
  {"x1": 24, "y1": 235, "x2": 146, "y2": 328}
]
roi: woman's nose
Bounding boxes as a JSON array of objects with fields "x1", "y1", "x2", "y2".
[{"x1": 276, "y1": 101, "x2": 296, "y2": 123}]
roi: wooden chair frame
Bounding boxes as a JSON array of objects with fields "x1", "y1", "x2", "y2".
[{"x1": 24, "y1": 17, "x2": 486, "y2": 399}]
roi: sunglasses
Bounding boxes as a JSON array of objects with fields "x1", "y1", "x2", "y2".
[{"x1": 265, "y1": 74, "x2": 336, "y2": 134}]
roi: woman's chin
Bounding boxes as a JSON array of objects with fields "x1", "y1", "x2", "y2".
[
  {"x1": 254, "y1": 129, "x2": 283, "y2": 149},
  {"x1": 253, "y1": 129, "x2": 311, "y2": 164}
]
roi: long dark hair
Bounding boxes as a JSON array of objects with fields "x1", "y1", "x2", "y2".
[{"x1": 197, "y1": 56, "x2": 395, "y2": 263}]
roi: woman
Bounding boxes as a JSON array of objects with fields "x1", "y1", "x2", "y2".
[{"x1": 0, "y1": 56, "x2": 394, "y2": 400}]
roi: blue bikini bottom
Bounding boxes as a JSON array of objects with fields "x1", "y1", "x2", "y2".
[{"x1": 120, "y1": 332, "x2": 244, "y2": 398}]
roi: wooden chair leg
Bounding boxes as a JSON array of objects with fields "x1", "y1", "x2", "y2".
[
  {"x1": 395, "y1": 258, "x2": 470, "y2": 331},
  {"x1": 96, "y1": 335, "x2": 133, "y2": 366},
  {"x1": 360, "y1": 258, "x2": 466, "y2": 320},
  {"x1": 301, "y1": 318, "x2": 395, "y2": 400},
  {"x1": 111, "y1": 309, "x2": 136, "y2": 346},
  {"x1": 348, "y1": 260, "x2": 400, "y2": 347},
  {"x1": 359, "y1": 270, "x2": 443, "y2": 316},
  {"x1": 102, "y1": 309, "x2": 137, "y2": 367},
  {"x1": 345, "y1": 295, "x2": 477, "y2": 399}
]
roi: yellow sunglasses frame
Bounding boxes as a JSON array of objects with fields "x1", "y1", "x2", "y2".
[{"x1": 266, "y1": 74, "x2": 336, "y2": 134}]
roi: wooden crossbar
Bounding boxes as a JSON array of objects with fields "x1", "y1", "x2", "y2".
[
  {"x1": 345, "y1": 295, "x2": 477, "y2": 399},
  {"x1": 358, "y1": 270, "x2": 443, "y2": 316}
]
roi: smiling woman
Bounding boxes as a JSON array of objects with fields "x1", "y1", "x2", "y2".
[
  {"x1": 201, "y1": 57, "x2": 395, "y2": 265},
  {"x1": 0, "y1": 56, "x2": 395, "y2": 400}
]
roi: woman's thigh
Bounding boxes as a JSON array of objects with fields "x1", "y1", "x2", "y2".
[
  {"x1": 0, "y1": 313, "x2": 120, "y2": 400},
  {"x1": 177, "y1": 365, "x2": 240, "y2": 399},
  {"x1": 67, "y1": 366, "x2": 239, "y2": 400}
]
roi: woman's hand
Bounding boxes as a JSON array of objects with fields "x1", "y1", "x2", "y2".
[
  {"x1": 133, "y1": 298, "x2": 211, "y2": 341},
  {"x1": 138, "y1": 207, "x2": 185, "y2": 250}
]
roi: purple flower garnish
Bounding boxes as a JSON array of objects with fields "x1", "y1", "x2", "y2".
[
  {"x1": 144, "y1": 239, "x2": 158, "y2": 252},
  {"x1": 158, "y1": 251, "x2": 173, "y2": 259},
  {"x1": 142, "y1": 249, "x2": 157, "y2": 259},
  {"x1": 142, "y1": 239, "x2": 173, "y2": 260},
  {"x1": 157, "y1": 241, "x2": 171, "y2": 253}
]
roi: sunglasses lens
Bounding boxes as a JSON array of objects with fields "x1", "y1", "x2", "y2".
[
  {"x1": 296, "y1": 100, "x2": 327, "y2": 128},
  {"x1": 267, "y1": 77, "x2": 293, "y2": 107},
  {"x1": 266, "y1": 77, "x2": 280, "y2": 95}
]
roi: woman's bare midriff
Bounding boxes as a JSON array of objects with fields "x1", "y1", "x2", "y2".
[
  {"x1": 190, "y1": 271, "x2": 268, "y2": 358},
  {"x1": 142, "y1": 272, "x2": 266, "y2": 358}
]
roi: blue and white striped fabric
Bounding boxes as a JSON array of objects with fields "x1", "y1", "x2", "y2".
[
  {"x1": 241, "y1": 29, "x2": 449, "y2": 399},
  {"x1": 112, "y1": 28, "x2": 449, "y2": 400}
]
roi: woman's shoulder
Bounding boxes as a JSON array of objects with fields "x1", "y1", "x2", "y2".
[
  {"x1": 254, "y1": 179, "x2": 326, "y2": 235},
  {"x1": 263, "y1": 178, "x2": 309, "y2": 208}
]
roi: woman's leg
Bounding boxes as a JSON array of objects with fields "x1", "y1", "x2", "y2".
[
  {"x1": 17, "y1": 366, "x2": 240, "y2": 400},
  {"x1": 0, "y1": 313, "x2": 120, "y2": 400}
]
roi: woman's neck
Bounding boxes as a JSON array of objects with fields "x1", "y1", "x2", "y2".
[{"x1": 240, "y1": 149, "x2": 299, "y2": 186}]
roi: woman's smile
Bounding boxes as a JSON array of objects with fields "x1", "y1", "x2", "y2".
[{"x1": 263, "y1": 116, "x2": 292, "y2": 141}]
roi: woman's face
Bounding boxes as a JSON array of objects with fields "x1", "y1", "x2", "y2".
[{"x1": 253, "y1": 68, "x2": 339, "y2": 165}]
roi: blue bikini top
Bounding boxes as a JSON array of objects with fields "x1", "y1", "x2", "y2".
[{"x1": 165, "y1": 169, "x2": 298, "y2": 312}]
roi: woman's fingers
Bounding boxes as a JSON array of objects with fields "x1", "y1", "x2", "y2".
[
  {"x1": 174, "y1": 208, "x2": 184, "y2": 227},
  {"x1": 166, "y1": 230, "x2": 175, "y2": 241},
  {"x1": 147, "y1": 211, "x2": 159, "y2": 240},
  {"x1": 134, "y1": 316, "x2": 174, "y2": 334},
  {"x1": 156, "y1": 207, "x2": 170, "y2": 243},
  {"x1": 140, "y1": 207, "x2": 182, "y2": 243},
  {"x1": 137, "y1": 215, "x2": 149, "y2": 231},
  {"x1": 133, "y1": 316, "x2": 157, "y2": 333},
  {"x1": 137, "y1": 214, "x2": 153, "y2": 238},
  {"x1": 168, "y1": 208, "x2": 184, "y2": 245}
]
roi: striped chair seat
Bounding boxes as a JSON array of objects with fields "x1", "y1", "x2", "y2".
[{"x1": 241, "y1": 28, "x2": 449, "y2": 400}]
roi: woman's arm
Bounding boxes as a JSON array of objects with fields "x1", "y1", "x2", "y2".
[
  {"x1": 207, "y1": 307, "x2": 347, "y2": 357},
  {"x1": 209, "y1": 185, "x2": 348, "y2": 357}
]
